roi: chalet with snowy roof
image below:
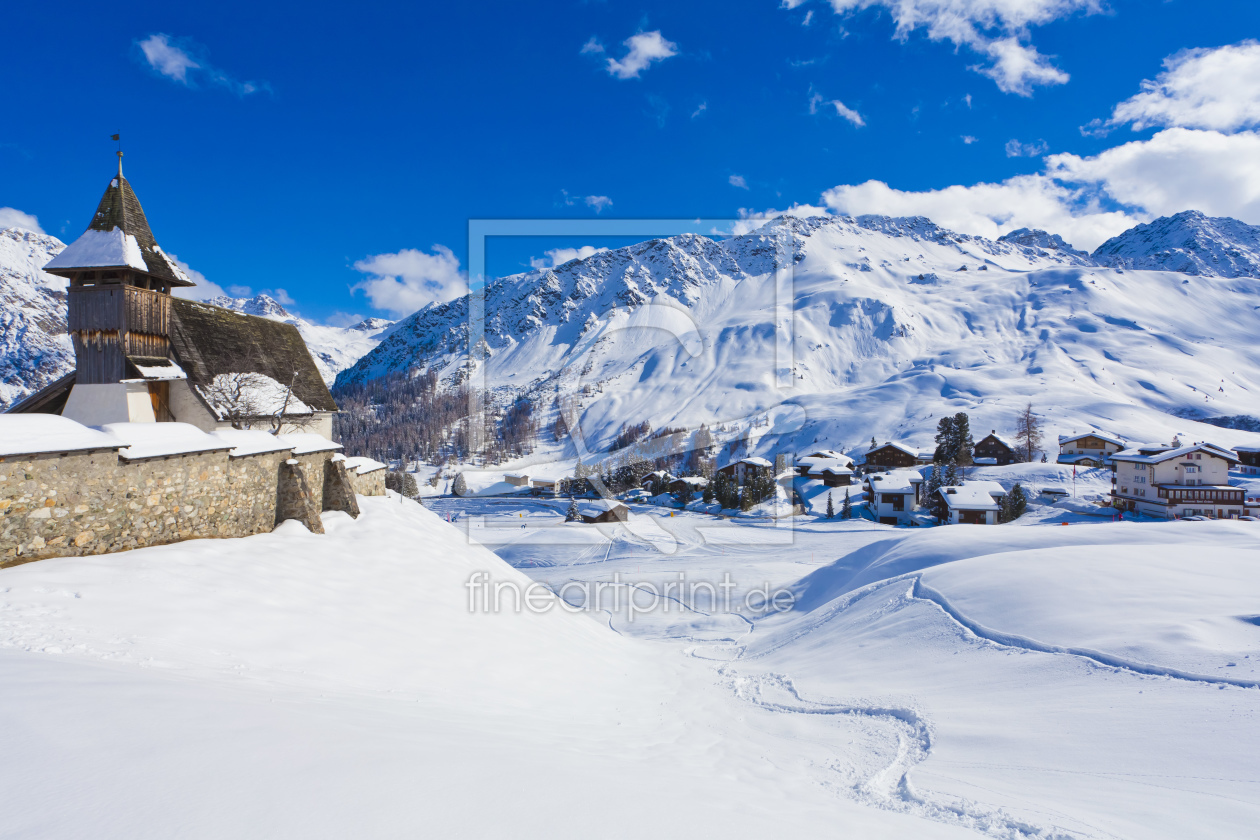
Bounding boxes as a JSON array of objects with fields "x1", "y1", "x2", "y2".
[
  {"x1": 578, "y1": 499, "x2": 630, "y2": 524},
  {"x1": 641, "y1": 470, "x2": 674, "y2": 494},
  {"x1": 668, "y1": 475, "x2": 708, "y2": 495},
  {"x1": 973, "y1": 431, "x2": 1019, "y2": 466},
  {"x1": 1057, "y1": 432, "x2": 1126, "y2": 468},
  {"x1": 796, "y1": 450, "x2": 855, "y2": 486},
  {"x1": 716, "y1": 456, "x2": 772, "y2": 486},
  {"x1": 864, "y1": 442, "x2": 929, "y2": 471},
  {"x1": 7, "y1": 154, "x2": 336, "y2": 438},
  {"x1": 935, "y1": 480, "x2": 1007, "y2": 525},
  {"x1": 1110, "y1": 442, "x2": 1255, "y2": 519},
  {"x1": 1232, "y1": 445, "x2": 1260, "y2": 474},
  {"x1": 864, "y1": 470, "x2": 922, "y2": 526}
]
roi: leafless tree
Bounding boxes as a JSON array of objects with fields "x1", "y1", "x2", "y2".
[{"x1": 1015, "y1": 402, "x2": 1044, "y2": 462}]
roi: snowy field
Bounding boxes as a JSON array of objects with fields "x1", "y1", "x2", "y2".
[{"x1": 2, "y1": 495, "x2": 1259, "y2": 838}]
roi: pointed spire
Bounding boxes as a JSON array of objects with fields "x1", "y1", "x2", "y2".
[{"x1": 42, "y1": 155, "x2": 195, "y2": 287}]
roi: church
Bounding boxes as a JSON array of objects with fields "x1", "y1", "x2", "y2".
[{"x1": 9, "y1": 152, "x2": 337, "y2": 438}]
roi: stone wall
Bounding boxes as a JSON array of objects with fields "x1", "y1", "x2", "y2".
[
  {"x1": 0, "y1": 448, "x2": 290, "y2": 566},
  {"x1": 348, "y1": 467, "x2": 386, "y2": 498}
]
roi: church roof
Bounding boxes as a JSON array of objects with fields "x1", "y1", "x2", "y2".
[
  {"x1": 168, "y1": 298, "x2": 338, "y2": 415},
  {"x1": 44, "y1": 166, "x2": 195, "y2": 287}
]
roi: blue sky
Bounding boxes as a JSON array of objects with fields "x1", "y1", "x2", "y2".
[{"x1": 4, "y1": 1, "x2": 1260, "y2": 324}]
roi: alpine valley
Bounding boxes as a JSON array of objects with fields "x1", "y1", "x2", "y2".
[{"x1": 6, "y1": 210, "x2": 1260, "y2": 457}]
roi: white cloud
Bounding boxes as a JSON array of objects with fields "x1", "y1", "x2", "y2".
[
  {"x1": 803, "y1": 9, "x2": 815, "y2": 25},
  {"x1": 352, "y1": 245, "x2": 467, "y2": 316},
  {"x1": 961, "y1": 135, "x2": 978, "y2": 144},
  {"x1": 1005, "y1": 138, "x2": 1048, "y2": 157},
  {"x1": 138, "y1": 34, "x2": 200, "y2": 83},
  {"x1": 814, "y1": 127, "x2": 1260, "y2": 251},
  {"x1": 729, "y1": 174, "x2": 750, "y2": 190},
  {"x1": 964, "y1": 93, "x2": 973, "y2": 108},
  {"x1": 324, "y1": 311, "x2": 369, "y2": 328},
  {"x1": 0, "y1": 206, "x2": 43, "y2": 233},
  {"x1": 580, "y1": 37, "x2": 605, "y2": 55},
  {"x1": 606, "y1": 31, "x2": 679, "y2": 80},
  {"x1": 136, "y1": 33, "x2": 266, "y2": 96},
  {"x1": 166, "y1": 253, "x2": 231, "y2": 301},
  {"x1": 270, "y1": 288, "x2": 296, "y2": 306},
  {"x1": 691, "y1": 101, "x2": 708, "y2": 119},
  {"x1": 585, "y1": 195, "x2": 613, "y2": 213},
  {"x1": 806, "y1": 0, "x2": 1100, "y2": 95},
  {"x1": 830, "y1": 99, "x2": 865, "y2": 127},
  {"x1": 227, "y1": 284, "x2": 253, "y2": 297},
  {"x1": 1046, "y1": 128, "x2": 1260, "y2": 222},
  {"x1": 529, "y1": 246, "x2": 609, "y2": 271},
  {"x1": 1097, "y1": 40, "x2": 1260, "y2": 134},
  {"x1": 808, "y1": 89, "x2": 865, "y2": 125}
]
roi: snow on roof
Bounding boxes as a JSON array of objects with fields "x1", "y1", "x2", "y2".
[
  {"x1": 938, "y1": 480, "x2": 1005, "y2": 510},
  {"x1": 979, "y1": 432, "x2": 1018, "y2": 450},
  {"x1": 870, "y1": 441, "x2": 918, "y2": 457},
  {"x1": 132, "y1": 359, "x2": 187, "y2": 381},
  {"x1": 1058, "y1": 431, "x2": 1126, "y2": 447},
  {"x1": 806, "y1": 458, "x2": 854, "y2": 476},
  {"x1": 0, "y1": 414, "x2": 122, "y2": 457},
  {"x1": 44, "y1": 228, "x2": 148, "y2": 272},
  {"x1": 799, "y1": 449, "x2": 852, "y2": 465},
  {"x1": 671, "y1": 475, "x2": 708, "y2": 486},
  {"x1": 865, "y1": 470, "x2": 920, "y2": 493},
  {"x1": 197, "y1": 372, "x2": 315, "y2": 421},
  {"x1": 1112, "y1": 442, "x2": 1238, "y2": 464},
  {"x1": 342, "y1": 456, "x2": 387, "y2": 475},
  {"x1": 101, "y1": 422, "x2": 233, "y2": 460},
  {"x1": 578, "y1": 499, "x2": 628, "y2": 516},
  {"x1": 210, "y1": 429, "x2": 294, "y2": 458},
  {"x1": 741, "y1": 456, "x2": 773, "y2": 468},
  {"x1": 1233, "y1": 445, "x2": 1260, "y2": 453},
  {"x1": 275, "y1": 432, "x2": 342, "y2": 455}
]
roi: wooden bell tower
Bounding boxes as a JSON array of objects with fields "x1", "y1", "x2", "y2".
[{"x1": 44, "y1": 151, "x2": 197, "y2": 387}]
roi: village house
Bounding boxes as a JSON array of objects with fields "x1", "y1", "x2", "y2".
[
  {"x1": 1057, "y1": 432, "x2": 1127, "y2": 468},
  {"x1": 668, "y1": 475, "x2": 708, "y2": 496},
  {"x1": 9, "y1": 154, "x2": 335, "y2": 437},
  {"x1": 973, "y1": 431, "x2": 1020, "y2": 466},
  {"x1": 641, "y1": 470, "x2": 674, "y2": 495},
  {"x1": 864, "y1": 442, "x2": 931, "y2": 471},
  {"x1": 1233, "y1": 446, "x2": 1260, "y2": 475},
  {"x1": 796, "y1": 450, "x2": 855, "y2": 486},
  {"x1": 716, "y1": 456, "x2": 772, "y2": 486},
  {"x1": 504, "y1": 473, "x2": 529, "y2": 487},
  {"x1": 935, "y1": 480, "x2": 1007, "y2": 525},
  {"x1": 864, "y1": 470, "x2": 922, "y2": 526},
  {"x1": 578, "y1": 499, "x2": 630, "y2": 524},
  {"x1": 1110, "y1": 442, "x2": 1255, "y2": 519},
  {"x1": 530, "y1": 477, "x2": 557, "y2": 496}
]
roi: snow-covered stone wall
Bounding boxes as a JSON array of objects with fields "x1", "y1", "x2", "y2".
[{"x1": 0, "y1": 446, "x2": 362, "y2": 565}]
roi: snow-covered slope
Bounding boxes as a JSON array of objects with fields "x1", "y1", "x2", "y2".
[
  {"x1": 0, "y1": 228, "x2": 73, "y2": 410},
  {"x1": 208, "y1": 294, "x2": 393, "y2": 385},
  {"x1": 1092, "y1": 210, "x2": 1260, "y2": 277},
  {"x1": 337, "y1": 214, "x2": 1260, "y2": 458}
]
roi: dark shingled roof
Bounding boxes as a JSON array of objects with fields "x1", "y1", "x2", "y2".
[
  {"x1": 49, "y1": 173, "x2": 195, "y2": 287},
  {"x1": 169, "y1": 298, "x2": 338, "y2": 413}
]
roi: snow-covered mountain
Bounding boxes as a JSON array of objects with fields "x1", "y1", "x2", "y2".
[
  {"x1": 206, "y1": 294, "x2": 393, "y2": 385},
  {"x1": 0, "y1": 228, "x2": 73, "y2": 410},
  {"x1": 338, "y1": 213, "x2": 1260, "y2": 457},
  {"x1": 0, "y1": 228, "x2": 392, "y2": 409},
  {"x1": 1092, "y1": 210, "x2": 1260, "y2": 277}
]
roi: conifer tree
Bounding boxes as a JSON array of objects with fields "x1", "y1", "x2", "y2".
[
  {"x1": 702, "y1": 481, "x2": 716, "y2": 504},
  {"x1": 933, "y1": 416, "x2": 956, "y2": 463},
  {"x1": 565, "y1": 498, "x2": 581, "y2": 522},
  {"x1": 943, "y1": 461, "x2": 959, "y2": 487},
  {"x1": 841, "y1": 489, "x2": 853, "y2": 519},
  {"x1": 826, "y1": 492, "x2": 835, "y2": 519},
  {"x1": 870, "y1": 436, "x2": 878, "y2": 450},
  {"x1": 1008, "y1": 483, "x2": 1027, "y2": 520},
  {"x1": 953, "y1": 412, "x2": 974, "y2": 466},
  {"x1": 452, "y1": 472, "x2": 468, "y2": 496}
]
